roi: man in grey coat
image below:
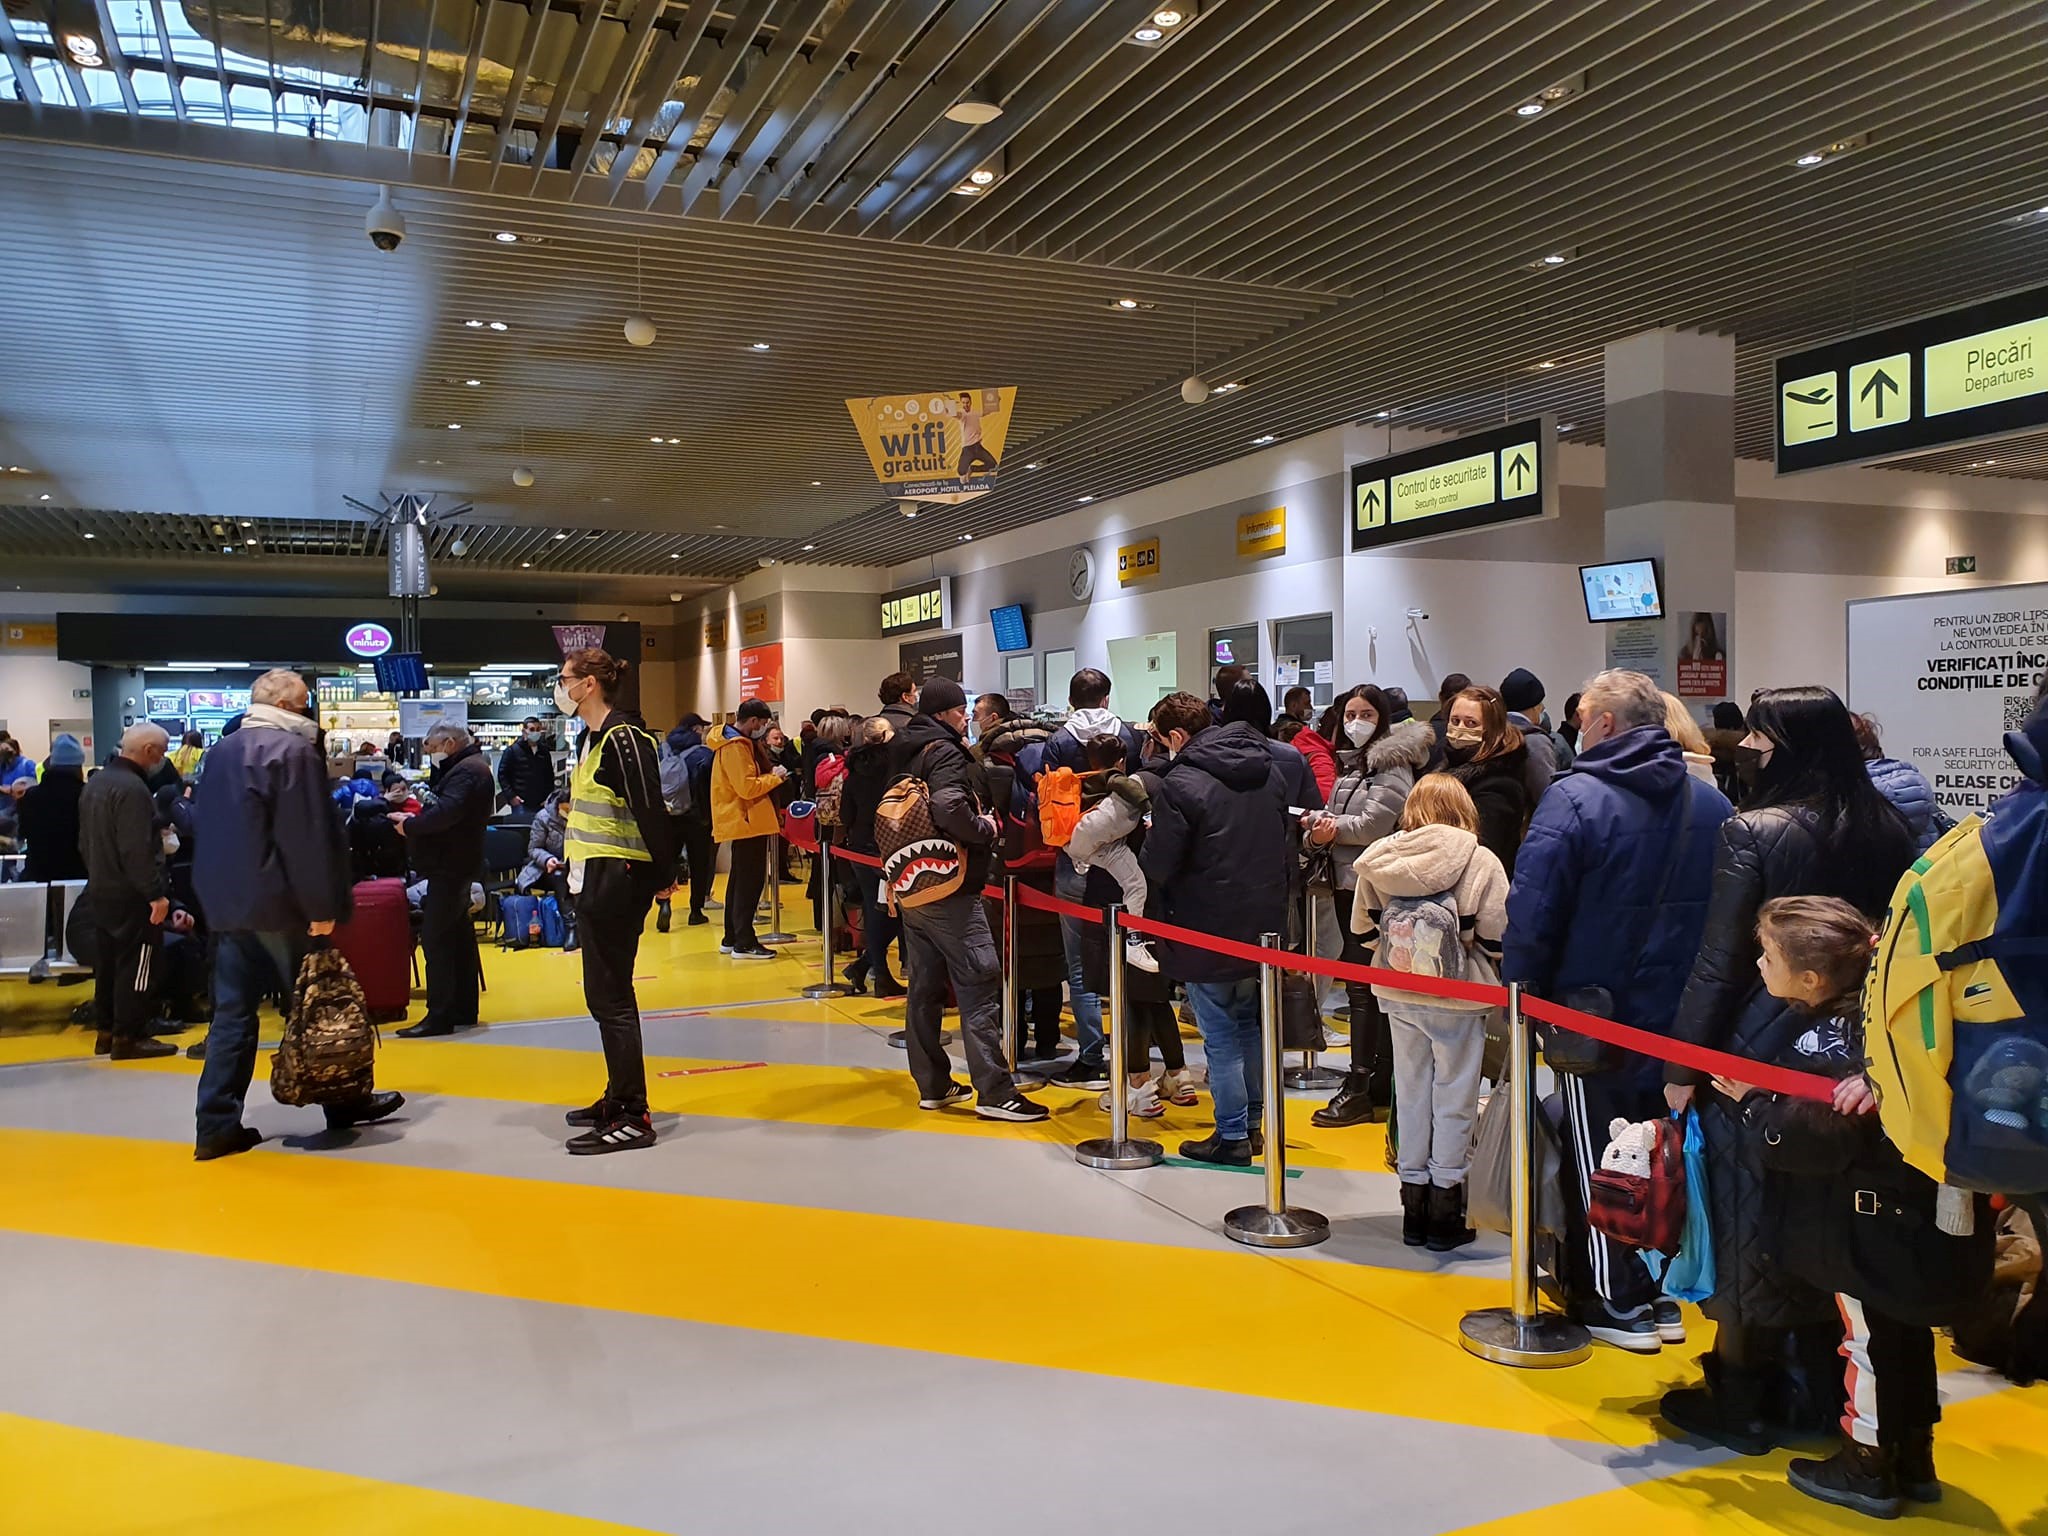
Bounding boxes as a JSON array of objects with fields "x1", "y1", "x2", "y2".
[{"x1": 78, "y1": 722, "x2": 179, "y2": 1059}]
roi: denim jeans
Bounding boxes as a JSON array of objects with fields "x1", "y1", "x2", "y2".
[
  {"x1": 1187, "y1": 976, "x2": 1264, "y2": 1140},
  {"x1": 1055, "y1": 853, "x2": 1105, "y2": 1066},
  {"x1": 898, "y1": 890, "x2": 1016, "y2": 1105},
  {"x1": 196, "y1": 929, "x2": 301, "y2": 1144}
]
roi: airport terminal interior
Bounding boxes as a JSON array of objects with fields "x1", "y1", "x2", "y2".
[{"x1": 4, "y1": 2, "x2": 2048, "y2": 1532}]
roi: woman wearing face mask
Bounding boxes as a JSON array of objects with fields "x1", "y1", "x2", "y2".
[
  {"x1": 1658, "y1": 686, "x2": 1917, "y2": 1454},
  {"x1": 1440, "y1": 685, "x2": 1531, "y2": 875},
  {"x1": 1302, "y1": 685, "x2": 1436, "y2": 1127},
  {"x1": 553, "y1": 648, "x2": 679, "y2": 1153}
]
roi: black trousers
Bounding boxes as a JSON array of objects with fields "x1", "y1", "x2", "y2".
[
  {"x1": 1126, "y1": 996, "x2": 1187, "y2": 1074},
  {"x1": 681, "y1": 815, "x2": 715, "y2": 917},
  {"x1": 1026, "y1": 986, "x2": 1063, "y2": 1054},
  {"x1": 1337, "y1": 917, "x2": 1392, "y2": 1093},
  {"x1": 419, "y1": 873, "x2": 479, "y2": 1031},
  {"x1": 574, "y1": 858, "x2": 660, "y2": 1114},
  {"x1": 90, "y1": 890, "x2": 158, "y2": 1040},
  {"x1": 899, "y1": 891, "x2": 1015, "y2": 1104},
  {"x1": 723, "y1": 835, "x2": 769, "y2": 951},
  {"x1": 1836, "y1": 1295, "x2": 1940, "y2": 1445},
  {"x1": 1558, "y1": 1070, "x2": 1666, "y2": 1313}
]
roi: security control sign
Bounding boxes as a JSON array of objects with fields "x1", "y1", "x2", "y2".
[
  {"x1": 1774, "y1": 281, "x2": 2048, "y2": 474},
  {"x1": 1349, "y1": 417, "x2": 1554, "y2": 552}
]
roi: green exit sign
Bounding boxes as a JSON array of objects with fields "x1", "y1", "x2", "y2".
[{"x1": 1946, "y1": 555, "x2": 1978, "y2": 575}]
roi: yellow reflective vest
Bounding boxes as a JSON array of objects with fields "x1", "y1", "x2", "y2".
[{"x1": 564, "y1": 722, "x2": 657, "y2": 869}]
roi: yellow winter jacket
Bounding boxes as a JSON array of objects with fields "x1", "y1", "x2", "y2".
[{"x1": 711, "y1": 732, "x2": 781, "y2": 842}]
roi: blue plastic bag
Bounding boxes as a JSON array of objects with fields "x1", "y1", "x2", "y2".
[{"x1": 1650, "y1": 1108, "x2": 1716, "y2": 1303}]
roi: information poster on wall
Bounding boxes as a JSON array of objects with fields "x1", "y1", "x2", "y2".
[
  {"x1": 739, "y1": 643, "x2": 785, "y2": 703},
  {"x1": 1848, "y1": 582, "x2": 2048, "y2": 818},
  {"x1": 898, "y1": 634, "x2": 964, "y2": 686},
  {"x1": 1605, "y1": 619, "x2": 1665, "y2": 687},
  {"x1": 1675, "y1": 611, "x2": 1730, "y2": 698}
]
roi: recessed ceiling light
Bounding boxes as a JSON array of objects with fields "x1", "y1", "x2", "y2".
[
  {"x1": 749, "y1": 342, "x2": 771, "y2": 352},
  {"x1": 951, "y1": 182, "x2": 984, "y2": 197},
  {"x1": 1792, "y1": 133, "x2": 1868, "y2": 170},
  {"x1": 650, "y1": 435, "x2": 664, "y2": 443},
  {"x1": 1541, "y1": 253, "x2": 1568, "y2": 265},
  {"x1": 520, "y1": 561, "x2": 531, "y2": 568},
  {"x1": 4, "y1": 464, "x2": 30, "y2": 473},
  {"x1": 239, "y1": 519, "x2": 252, "y2": 527},
  {"x1": 901, "y1": 507, "x2": 918, "y2": 519},
  {"x1": 1113, "y1": 297, "x2": 1141, "y2": 310},
  {"x1": 1134, "y1": 26, "x2": 1163, "y2": 42},
  {"x1": 1795, "y1": 152, "x2": 1826, "y2": 167},
  {"x1": 1077, "y1": 495, "x2": 1095, "y2": 504},
  {"x1": 801, "y1": 543, "x2": 816, "y2": 551},
  {"x1": 81, "y1": 531, "x2": 93, "y2": 539},
  {"x1": 1211, "y1": 380, "x2": 1246, "y2": 394},
  {"x1": 959, "y1": 533, "x2": 973, "y2": 542},
  {"x1": 464, "y1": 319, "x2": 484, "y2": 328},
  {"x1": 488, "y1": 321, "x2": 508, "y2": 332},
  {"x1": 492, "y1": 231, "x2": 520, "y2": 243},
  {"x1": 38, "y1": 493, "x2": 50, "y2": 501},
  {"x1": 464, "y1": 378, "x2": 481, "y2": 386},
  {"x1": 1515, "y1": 101, "x2": 1545, "y2": 117},
  {"x1": 1559, "y1": 422, "x2": 1575, "y2": 433},
  {"x1": 245, "y1": 537, "x2": 257, "y2": 546},
  {"x1": 968, "y1": 168, "x2": 997, "y2": 187},
  {"x1": 1253, "y1": 433, "x2": 1277, "y2": 445},
  {"x1": 1153, "y1": 6, "x2": 1186, "y2": 23},
  {"x1": 667, "y1": 437, "x2": 681, "y2": 445},
  {"x1": 1535, "y1": 359, "x2": 1557, "y2": 369},
  {"x1": 447, "y1": 422, "x2": 462, "y2": 430},
  {"x1": 1375, "y1": 409, "x2": 1393, "y2": 419},
  {"x1": 810, "y1": 480, "x2": 822, "y2": 487}
]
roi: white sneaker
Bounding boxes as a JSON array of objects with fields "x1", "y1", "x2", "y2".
[
  {"x1": 1124, "y1": 936, "x2": 1160, "y2": 972},
  {"x1": 1097, "y1": 1079, "x2": 1164, "y2": 1118},
  {"x1": 1161, "y1": 1068, "x2": 1201, "y2": 1106}
]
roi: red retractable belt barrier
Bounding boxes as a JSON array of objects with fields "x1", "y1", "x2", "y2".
[{"x1": 831, "y1": 846, "x2": 1835, "y2": 1101}]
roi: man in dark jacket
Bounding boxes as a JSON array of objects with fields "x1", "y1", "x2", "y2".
[
  {"x1": 1503, "y1": 668, "x2": 1731, "y2": 1351},
  {"x1": 663, "y1": 715, "x2": 717, "y2": 926},
  {"x1": 191, "y1": 668, "x2": 401, "y2": 1161},
  {"x1": 393, "y1": 723, "x2": 494, "y2": 1038},
  {"x1": 877, "y1": 671, "x2": 918, "y2": 735},
  {"x1": 1219, "y1": 678, "x2": 1323, "y2": 812},
  {"x1": 837, "y1": 714, "x2": 904, "y2": 996},
  {"x1": 1501, "y1": 666, "x2": 1573, "y2": 806},
  {"x1": 78, "y1": 722, "x2": 177, "y2": 1060},
  {"x1": 496, "y1": 716, "x2": 558, "y2": 817},
  {"x1": 1139, "y1": 692, "x2": 1290, "y2": 1165},
  {"x1": 888, "y1": 679, "x2": 1044, "y2": 1123}
]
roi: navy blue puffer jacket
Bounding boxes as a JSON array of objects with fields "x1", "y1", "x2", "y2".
[
  {"x1": 1867, "y1": 755, "x2": 1948, "y2": 853},
  {"x1": 1503, "y1": 725, "x2": 1732, "y2": 1085}
]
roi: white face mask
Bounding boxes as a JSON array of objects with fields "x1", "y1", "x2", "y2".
[
  {"x1": 427, "y1": 751, "x2": 448, "y2": 769},
  {"x1": 160, "y1": 829, "x2": 180, "y2": 856},
  {"x1": 1343, "y1": 718, "x2": 1375, "y2": 747},
  {"x1": 552, "y1": 681, "x2": 578, "y2": 717}
]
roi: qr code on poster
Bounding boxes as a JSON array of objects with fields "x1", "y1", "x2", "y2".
[{"x1": 2004, "y1": 694, "x2": 2035, "y2": 732}]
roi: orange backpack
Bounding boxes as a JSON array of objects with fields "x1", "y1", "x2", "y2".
[{"x1": 1036, "y1": 766, "x2": 1084, "y2": 848}]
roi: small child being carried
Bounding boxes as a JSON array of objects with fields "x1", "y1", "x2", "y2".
[{"x1": 1066, "y1": 733, "x2": 1159, "y2": 973}]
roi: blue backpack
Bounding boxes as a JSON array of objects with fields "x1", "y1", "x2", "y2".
[
  {"x1": 536, "y1": 895, "x2": 566, "y2": 948},
  {"x1": 499, "y1": 893, "x2": 542, "y2": 949}
]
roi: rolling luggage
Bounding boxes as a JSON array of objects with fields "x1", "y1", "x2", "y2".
[{"x1": 332, "y1": 877, "x2": 411, "y2": 1022}]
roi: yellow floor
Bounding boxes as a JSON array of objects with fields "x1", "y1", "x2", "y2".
[{"x1": 4, "y1": 872, "x2": 2044, "y2": 1534}]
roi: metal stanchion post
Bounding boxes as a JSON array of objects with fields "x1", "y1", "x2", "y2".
[
  {"x1": 999, "y1": 874, "x2": 1040, "y2": 1082},
  {"x1": 1459, "y1": 983, "x2": 1592, "y2": 1367},
  {"x1": 1075, "y1": 905, "x2": 1163, "y2": 1170},
  {"x1": 1284, "y1": 872, "x2": 1343, "y2": 1090},
  {"x1": 802, "y1": 833, "x2": 850, "y2": 999},
  {"x1": 1224, "y1": 934, "x2": 1330, "y2": 1247},
  {"x1": 760, "y1": 832, "x2": 795, "y2": 944}
]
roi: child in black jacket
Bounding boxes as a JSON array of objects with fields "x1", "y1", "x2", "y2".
[{"x1": 1711, "y1": 896, "x2": 1994, "y2": 1519}]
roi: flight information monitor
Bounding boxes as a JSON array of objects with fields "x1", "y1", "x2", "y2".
[{"x1": 989, "y1": 603, "x2": 1030, "y2": 653}]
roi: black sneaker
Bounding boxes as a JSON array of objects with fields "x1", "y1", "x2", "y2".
[
  {"x1": 1653, "y1": 1298, "x2": 1687, "y2": 1344},
  {"x1": 655, "y1": 899, "x2": 672, "y2": 933},
  {"x1": 108, "y1": 1036, "x2": 178, "y2": 1060},
  {"x1": 1891, "y1": 1429, "x2": 1941, "y2": 1505},
  {"x1": 1788, "y1": 1442, "x2": 1902, "y2": 1520},
  {"x1": 1050, "y1": 1059, "x2": 1111, "y2": 1091},
  {"x1": 730, "y1": 945, "x2": 776, "y2": 961},
  {"x1": 565, "y1": 1096, "x2": 617, "y2": 1128},
  {"x1": 975, "y1": 1094, "x2": 1050, "y2": 1122},
  {"x1": 194, "y1": 1125, "x2": 263, "y2": 1162},
  {"x1": 1575, "y1": 1300, "x2": 1663, "y2": 1355},
  {"x1": 687, "y1": 910, "x2": 709, "y2": 926},
  {"x1": 919, "y1": 1082, "x2": 973, "y2": 1111},
  {"x1": 568, "y1": 1110, "x2": 656, "y2": 1154},
  {"x1": 1177, "y1": 1132, "x2": 1253, "y2": 1166}
]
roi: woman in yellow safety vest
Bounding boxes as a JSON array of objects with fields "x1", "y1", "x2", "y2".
[{"x1": 554, "y1": 646, "x2": 678, "y2": 1155}]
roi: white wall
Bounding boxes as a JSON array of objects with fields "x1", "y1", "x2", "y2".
[{"x1": 0, "y1": 654, "x2": 96, "y2": 758}]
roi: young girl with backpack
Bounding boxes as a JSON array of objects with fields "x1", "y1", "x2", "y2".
[
  {"x1": 1705, "y1": 896, "x2": 1995, "y2": 1517},
  {"x1": 1351, "y1": 772, "x2": 1509, "y2": 1251}
]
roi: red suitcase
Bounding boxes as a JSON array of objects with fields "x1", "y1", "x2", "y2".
[{"x1": 332, "y1": 877, "x2": 413, "y2": 1022}]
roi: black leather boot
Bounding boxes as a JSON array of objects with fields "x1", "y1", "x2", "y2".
[
  {"x1": 1312, "y1": 1070, "x2": 1376, "y2": 1128},
  {"x1": 1425, "y1": 1182, "x2": 1476, "y2": 1252},
  {"x1": 1788, "y1": 1441, "x2": 1902, "y2": 1520},
  {"x1": 1400, "y1": 1182, "x2": 1429, "y2": 1246}
]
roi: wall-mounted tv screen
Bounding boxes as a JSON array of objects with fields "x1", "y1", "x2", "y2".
[
  {"x1": 374, "y1": 652, "x2": 429, "y2": 693},
  {"x1": 1580, "y1": 559, "x2": 1664, "y2": 623},
  {"x1": 990, "y1": 603, "x2": 1031, "y2": 654}
]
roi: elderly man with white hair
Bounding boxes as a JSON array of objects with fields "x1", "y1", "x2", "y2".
[
  {"x1": 78, "y1": 720, "x2": 177, "y2": 1059},
  {"x1": 191, "y1": 667, "x2": 402, "y2": 1160},
  {"x1": 390, "y1": 720, "x2": 495, "y2": 1038},
  {"x1": 1503, "y1": 668, "x2": 1733, "y2": 1353}
]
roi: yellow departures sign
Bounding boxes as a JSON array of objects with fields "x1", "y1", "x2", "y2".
[{"x1": 1925, "y1": 317, "x2": 2045, "y2": 417}]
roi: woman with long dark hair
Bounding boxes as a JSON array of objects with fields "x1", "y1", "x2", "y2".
[
  {"x1": 1441, "y1": 685, "x2": 1530, "y2": 875},
  {"x1": 1303, "y1": 685, "x2": 1434, "y2": 1127},
  {"x1": 1659, "y1": 685, "x2": 1916, "y2": 1453}
]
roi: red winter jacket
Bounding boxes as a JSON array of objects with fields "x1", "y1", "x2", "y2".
[{"x1": 1294, "y1": 727, "x2": 1338, "y2": 801}]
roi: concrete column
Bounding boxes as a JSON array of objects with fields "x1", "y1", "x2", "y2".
[{"x1": 1602, "y1": 329, "x2": 1736, "y2": 702}]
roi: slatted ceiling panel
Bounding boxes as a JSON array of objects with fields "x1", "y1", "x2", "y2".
[{"x1": 5, "y1": 0, "x2": 2048, "y2": 599}]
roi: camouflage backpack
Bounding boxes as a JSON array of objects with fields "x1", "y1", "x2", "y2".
[{"x1": 270, "y1": 947, "x2": 378, "y2": 1106}]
